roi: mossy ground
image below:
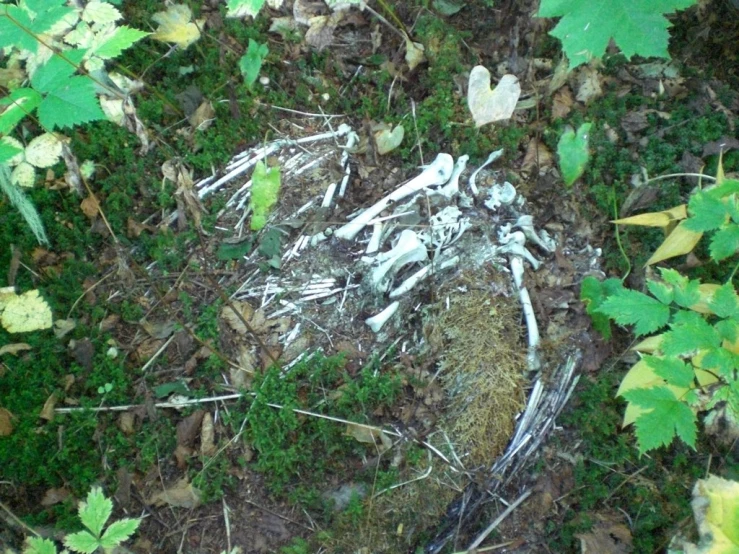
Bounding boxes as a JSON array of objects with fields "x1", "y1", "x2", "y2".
[{"x1": 1, "y1": 1, "x2": 738, "y2": 552}]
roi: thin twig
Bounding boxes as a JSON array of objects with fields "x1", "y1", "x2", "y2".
[{"x1": 466, "y1": 489, "x2": 532, "y2": 551}]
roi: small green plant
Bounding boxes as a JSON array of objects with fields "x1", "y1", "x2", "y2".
[
  {"x1": 23, "y1": 487, "x2": 140, "y2": 554},
  {"x1": 582, "y1": 170, "x2": 739, "y2": 455},
  {"x1": 249, "y1": 160, "x2": 281, "y2": 231},
  {"x1": 239, "y1": 39, "x2": 269, "y2": 88},
  {"x1": 537, "y1": 0, "x2": 698, "y2": 68},
  {"x1": 557, "y1": 122, "x2": 592, "y2": 188}
]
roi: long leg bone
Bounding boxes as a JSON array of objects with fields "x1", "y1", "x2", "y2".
[
  {"x1": 366, "y1": 301, "x2": 400, "y2": 333},
  {"x1": 335, "y1": 153, "x2": 454, "y2": 240},
  {"x1": 509, "y1": 256, "x2": 540, "y2": 371}
]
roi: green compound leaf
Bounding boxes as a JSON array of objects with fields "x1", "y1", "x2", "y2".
[
  {"x1": 537, "y1": 0, "x2": 697, "y2": 69},
  {"x1": 662, "y1": 310, "x2": 721, "y2": 357},
  {"x1": 99, "y1": 518, "x2": 141, "y2": 549},
  {"x1": 37, "y1": 76, "x2": 105, "y2": 130},
  {"x1": 250, "y1": 161, "x2": 281, "y2": 231},
  {"x1": 0, "y1": 138, "x2": 23, "y2": 165},
  {"x1": 78, "y1": 486, "x2": 112, "y2": 537},
  {"x1": 684, "y1": 190, "x2": 730, "y2": 232},
  {"x1": 226, "y1": 0, "x2": 267, "y2": 18},
  {"x1": 716, "y1": 319, "x2": 739, "y2": 343},
  {"x1": 623, "y1": 385, "x2": 697, "y2": 454},
  {"x1": 22, "y1": 537, "x2": 58, "y2": 554},
  {"x1": 0, "y1": 5, "x2": 36, "y2": 52},
  {"x1": 63, "y1": 530, "x2": 100, "y2": 554},
  {"x1": 0, "y1": 88, "x2": 43, "y2": 134},
  {"x1": 659, "y1": 268, "x2": 700, "y2": 308},
  {"x1": 596, "y1": 288, "x2": 670, "y2": 336},
  {"x1": 31, "y1": 49, "x2": 86, "y2": 93},
  {"x1": 710, "y1": 225, "x2": 739, "y2": 261},
  {"x1": 701, "y1": 347, "x2": 739, "y2": 380},
  {"x1": 709, "y1": 283, "x2": 739, "y2": 320},
  {"x1": 557, "y1": 122, "x2": 591, "y2": 187},
  {"x1": 94, "y1": 25, "x2": 149, "y2": 59},
  {"x1": 644, "y1": 355, "x2": 695, "y2": 388},
  {"x1": 647, "y1": 279, "x2": 674, "y2": 305},
  {"x1": 239, "y1": 39, "x2": 269, "y2": 88},
  {"x1": 580, "y1": 276, "x2": 624, "y2": 339}
]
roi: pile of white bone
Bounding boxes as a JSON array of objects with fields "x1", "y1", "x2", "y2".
[{"x1": 194, "y1": 125, "x2": 556, "y2": 371}]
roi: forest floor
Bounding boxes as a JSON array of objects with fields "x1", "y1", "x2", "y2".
[{"x1": 1, "y1": 1, "x2": 738, "y2": 553}]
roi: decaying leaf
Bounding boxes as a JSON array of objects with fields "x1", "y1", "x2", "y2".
[
  {"x1": 53, "y1": 318, "x2": 77, "y2": 339},
  {"x1": 467, "y1": 68, "x2": 521, "y2": 128},
  {"x1": 0, "y1": 407, "x2": 15, "y2": 436},
  {"x1": 201, "y1": 412, "x2": 216, "y2": 456},
  {"x1": 613, "y1": 204, "x2": 687, "y2": 228},
  {"x1": 151, "y1": 4, "x2": 204, "y2": 49},
  {"x1": 148, "y1": 478, "x2": 202, "y2": 508},
  {"x1": 188, "y1": 100, "x2": 215, "y2": 131},
  {"x1": 40, "y1": 487, "x2": 71, "y2": 507},
  {"x1": 221, "y1": 301, "x2": 255, "y2": 334},
  {"x1": 646, "y1": 221, "x2": 703, "y2": 265},
  {"x1": 0, "y1": 343, "x2": 32, "y2": 356},
  {"x1": 403, "y1": 34, "x2": 425, "y2": 71},
  {"x1": 0, "y1": 289, "x2": 53, "y2": 333},
  {"x1": 373, "y1": 123, "x2": 405, "y2": 155},
  {"x1": 24, "y1": 133, "x2": 65, "y2": 168},
  {"x1": 345, "y1": 422, "x2": 393, "y2": 453},
  {"x1": 80, "y1": 194, "x2": 100, "y2": 219},
  {"x1": 40, "y1": 392, "x2": 58, "y2": 421},
  {"x1": 163, "y1": 159, "x2": 203, "y2": 230},
  {"x1": 305, "y1": 13, "x2": 343, "y2": 51}
]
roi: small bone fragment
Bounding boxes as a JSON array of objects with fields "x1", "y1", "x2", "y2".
[
  {"x1": 366, "y1": 222, "x2": 383, "y2": 254},
  {"x1": 514, "y1": 215, "x2": 556, "y2": 253},
  {"x1": 435, "y1": 155, "x2": 469, "y2": 199},
  {"x1": 389, "y1": 255, "x2": 459, "y2": 298},
  {"x1": 366, "y1": 301, "x2": 400, "y2": 333},
  {"x1": 335, "y1": 154, "x2": 453, "y2": 241},
  {"x1": 497, "y1": 231, "x2": 541, "y2": 270},
  {"x1": 468, "y1": 148, "x2": 504, "y2": 195},
  {"x1": 371, "y1": 230, "x2": 428, "y2": 292},
  {"x1": 484, "y1": 182, "x2": 517, "y2": 211}
]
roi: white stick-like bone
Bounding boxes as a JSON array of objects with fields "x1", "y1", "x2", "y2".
[
  {"x1": 510, "y1": 256, "x2": 540, "y2": 371},
  {"x1": 366, "y1": 301, "x2": 400, "y2": 333},
  {"x1": 497, "y1": 231, "x2": 541, "y2": 270},
  {"x1": 366, "y1": 222, "x2": 383, "y2": 254},
  {"x1": 335, "y1": 153, "x2": 454, "y2": 240},
  {"x1": 514, "y1": 215, "x2": 556, "y2": 253},
  {"x1": 469, "y1": 148, "x2": 504, "y2": 195},
  {"x1": 389, "y1": 255, "x2": 459, "y2": 298},
  {"x1": 371, "y1": 230, "x2": 428, "y2": 292}
]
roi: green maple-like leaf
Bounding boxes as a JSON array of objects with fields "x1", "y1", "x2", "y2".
[
  {"x1": 662, "y1": 311, "x2": 720, "y2": 357},
  {"x1": 596, "y1": 288, "x2": 670, "y2": 336},
  {"x1": 658, "y1": 268, "x2": 700, "y2": 308},
  {"x1": 580, "y1": 276, "x2": 624, "y2": 339},
  {"x1": 23, "y1": 537, "x2": 58, "y2": 554},
  {"x1": 710, "y1": 225, "x2": 739, "y2": 261},
  {"x1": 37, "y1": 77, "x2": 104, "y2": 130},
  {"x1": 78, "y1": 486, "x2": 112, "y2": 537},
  {"x1": 684, "y1": 190, "x2": 729, "y2": 232},
  {"x1": 644, "y1": 355, "x2": 695, "y2": 388},
  {"x1": 537, "y1": 0, "x2": 697, "y2": 68},
  {"x1": 709, "y1": 283, "x2": 739, "y2": 320},
  {"x1": 623, "y1": 385, "x2": 697, "y2": 454},
  {"x1": 99, "y1": 518, "x2": 141, "y2": 549},
  {"x1": 94, "y1": 25, "x2": 149, "y2": 59},
  {"x1": 63, "y1": 530, "x2": 100, "y2": 554},
  {"x1": 557, "y1": 122, "x2": 591, "y2": 187},
  {"x1": 239, "y1": 39, "x2": 269, "y2": 88}
]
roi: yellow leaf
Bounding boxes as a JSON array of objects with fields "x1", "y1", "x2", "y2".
[
  {"x1": 646, "y1": 221, "x2": 703, "y2": 265},
  {"x1": 345, "y1": 422, "x2": 393, "y2": 453},
  {"x1": 632, "y1": 334, "x2": 664, "y2": 353},
  {"x1": 151, "y1": 4, "x2": 203, "y2": 49},
  {"x1": 617, "y1": 359, "x2": 690, "y2": 426},
  {"x1": 403, "y1": 33, "x2": 425, "y2": 71},
  {"x1": 689, "y1": 283, "x2": 722, "y2": 315},
  {"x1": 613, "y1": 204, "x2": 687, "y2": 228},
  {"x1": 0, "y1": 289, "x2": 53, "y2": 333}
]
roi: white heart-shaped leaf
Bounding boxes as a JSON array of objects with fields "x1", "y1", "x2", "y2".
[
  {"x1": 467, "y1": 67, "x2": 520, "y2": 128},
  {"x1": 374, "y1": 125, "x2": 404, "y2": 155}
]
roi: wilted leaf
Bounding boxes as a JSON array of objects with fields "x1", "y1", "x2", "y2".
[
  {"x1": 188, "y1": 100, "x2": 215, "y2": 131},
  {"x1": 0, "y1": 342, "x2": 32, "y2": 356},
  {"x1": 221, "y1": 301, "x2": 255, "y2": 334},
  {"x1": 646, "y1": 221, "x2": 703, "y2": 265},
  {"x1": 201, "y1": 412, "x2": 216, "y2": 456},
  {"x1": 613, "y1": 204, "x2": 687, "y2": 228},
  {"x1": 373, "y1": 124, "x2": 404, "y2": 155},
  {"x1": 467, "y1": 68, "x2": 521, "y2": 127},
  {"x1": 53, "y1": 318, "x2": 77, "y2": 338},
  {"x1": 403, "y1": 34, "x2": 425, "y2": 71},
  {"x1": 345, "y1": 422, "x2": 393, "y2": 453},
  {"x1": 80, "y1": 194, "x2": 100, "y2": 219},
  {"x1": 0, "y1": 408, "x2": 15, "y2": 436},
  {"x1": 0, "y1": 289, "x2": 53, "y2": 333},
  {"x1": 24, "y1": 133, "x2": 65, "y2": 168},
  {"x1": 151, "y1": 4, "x2": 203, "y2": 48},
  {"x1": 305, "y1": 13, "x2": 342, "y2": 51},
  {"x1": 40, "y1": 392, "x2": 58, "y2": 421},
  {"x1": 41, "y1": 487, "x2": 71, "y2": 506},
  {"x1": 148, "y1": 478, "x2": 202, "y2": 508},
  {"x1": 11, "y1": 161, "x2": 36, "y2": 188}
]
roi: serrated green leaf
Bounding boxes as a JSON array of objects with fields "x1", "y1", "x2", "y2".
[
  {"x1": 0, "y1": 139, "x2": 22, "y2": 165},
  {"x1": 701, "y1": 348, "x2": 738, "y2": 380},
  {"x1": 239, "y1": 39, "x2": 268, "y2": 88},
  {"x1": 94, "y1": 25, "x2": 149, "y2": 59},
  {"x1": 37, "y1": 76, "x2": 105, "y2": 130},
  {"x1": 216, "y1": 238, "x2": 253, "y2": 261},
  {"x1": 659, "y1": 268, "x2": 700, "y2": 308},
  {"x1": 99, "y1": 518, "x2": 140, "y2": 548},
  {"x1": 580, "y1": 276, "x2": 623, "y2": 339},
  {"x1": 706, "y1": 179, "x2": 739, "y2": 199},
  {"x1": 644, "y1": 355, "x2": 695, "y2": 388},
  {"x1": 31, "y1": 49, "x2": 86, "y2": 93},
  {"x1": 623, "y1": 385, "x2": 697, "y2": 454},
  {"x1": 30, "y1": 5, "x2": 75, "y2": 35},
  {"x1": 537, "y1": 0, "x2": 698, "y2": 69},
  {"x1": 710, "y1": 225, "x2": 739, "y2": 261},
  {"x1": 78, "y1": 486, "x2": 112, "y2": 537},
  {"x1": 250, "y1": 161, "x2": 281, "y2": 231},
  {"x1": 23, "y1": 537, "x2": 59, "y2": 554},
  {"x1": 647, "y1": 279, "x2": 674, "y2": 305},
  {"x1": 716, "y1": 319, "x2": 739, "y2": 343},
  {"x1": 597, "y1": 288, "x2": 670, "y2": 336},
  {"x1": 63, "y1": 530, "x2": 100, "y2": 554},
  {"x1": 0, "y1": 88, "x2": 43, "y2": 134},
  {"x1": 709, "y1": 283, "x2": 739, "y2": 320},
  {"x1": 226, "y1": 0, "x2": 267, "y2": 18},
  {"x1": 0, "y1": 5, "x2": 37, "y2": 52},
  {"x1": 662, "y1": 311, "x2": 720, "y2": 357},
  {"x1": 684, "y1": 191, "x2": 729, "y2": 232},
  {"x1": 557, "y1": 122, "x2": 591, "y2": 187}
]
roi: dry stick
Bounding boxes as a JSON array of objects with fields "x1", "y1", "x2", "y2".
[
  {"x1": 465, "y1": 489, "x2": 532, "y2": 552},
  {"x1": 0, "y1": 499, "x2": 41, "y2": 538}
]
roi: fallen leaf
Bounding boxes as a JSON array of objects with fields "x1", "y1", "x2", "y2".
[
  {"x1": 0, "y1": 408, "x2": 15, "y2": 436},
  {"x1": 403, "y1": 34, "x2": 425, "y2": 71},
  {"x1": 576, "y1": 512, "x2": 632, "y2": 553},
  {"x1": 80, "y1": 194, "x2": 100, "y2": 219},
  {"x1": 576, "y1": 66, "x2": 603, "y2": 104},
  {"x1": 140, "y1": 319, "x2": 177, "y2": 339},
  {"x1": 0, "y1": 289, "x2": 53, "y2": 334},
  {"x1": 201, "y1": 412, "x2": 216, "y2": 456},
  {"x1": 345, "y1": 422, "x2": 393, "y2": 453},
  {"x1": 11, "y1": 161, "x2": 35, "y2": 187},
  {"x1": 118, "y1": 412, "x2": 136, "y2": 435},
  {"x1": 467, "y1": 68, "x2": 521, "y2": 127},
  {"x1": 40, "y1": 392, "x2": 58, "y2": 421},
  {"x1": 551, "y1": 86, "x2": 574, "y2": 119},
  {"x1": 25, "y1": 133, "x2": 65, "y2": 168},
  {"x1": 373, "y1": 123, "x2": 405, "y2": 155},
  {"x1": 188, "y1": 100, "x2": 215, "y2": 131},
  {"x1": 177, "y1": 409, "x2": 205, "y2": 448},
  {"x1": 148, "y1": 478, "x2": 202, "y2": 508},
  {"x1": 305, "y1": 13, "x2": 342, "y2": 51},
  {"x1": 521, "y1": 138, "x2": 553, "y2": 175},
  {"x1": 53, "y1": 318, "x2": 77, "y2": 339},
  {"x1": 40, "y1": 487, "x2": 70, "y2": 507},
  {"x1": 221, "y1": 301, "x2": 255, "y2": 334},
  {"x1": 151, "y1": 4, "x2": 203, "y2": 49},
  {"x1": 646, "y1": 221, "x2": 703, "y2": 266},
  {"x1": 0, "y1": 343, "x2": 31, "y2": 356}
]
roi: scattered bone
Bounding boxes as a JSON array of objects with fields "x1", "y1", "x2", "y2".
[
  {"x1": 366, "y1": 301, "x2": 400, "y2": 333},
  {"x1": 468, "y1": 148, "x2": 504, "y2": 195}
]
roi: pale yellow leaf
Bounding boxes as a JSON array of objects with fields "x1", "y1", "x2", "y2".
[
  {"x1": 403, "y1": 34, "x2": 425, "y2": 71},
  {"x1": 373, "y1": 124, "x2": 404, "y2": 155},
  {"x1": 467, "y1": 67, "x2": 521, "y2": 128},
  {"x1": 82, "y1": 0, "x2": 122, "y2": 26},
  {"x1": 631, "y1": 334, "x2": 664, "y2": 353},
  {"x1": 151, "y1": 4, "x2": 203, "y2": 49},
  {"x1": 345, "y1": 422, "x2": 393, "y2": 453},
  {"x1": 0, "y1": 343, "x2": 32, "y2": 356},
  {"x1": 0, "y1": 289, "x2": 53, "y2": 333},
  {"x1": 613, "y1": 204, "x2": 687, "y2": 228},
  {"x1": 646, "y1": 221, "x2": 703, "y2": 265},
  {"x1": 100, "y1": 96, "x2": 125, "y2": 125},
  {"x1": 11, "y1": 161, "x2": 36, "y2": 188},
  {"x1": 24, "y1": 133, "x2": 64, "y2": 168}
]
